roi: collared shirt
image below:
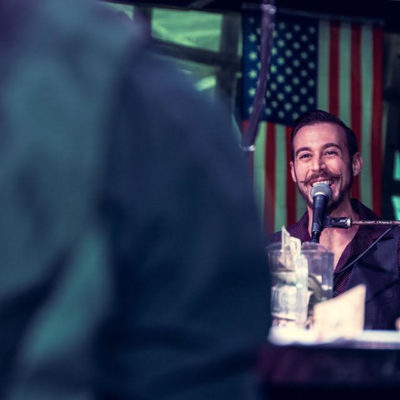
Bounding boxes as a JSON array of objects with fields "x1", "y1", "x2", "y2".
[{"x1": 274, "y1": 199, "x2": 399, "y2": 297}]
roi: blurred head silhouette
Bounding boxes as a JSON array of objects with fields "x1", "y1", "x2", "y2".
[{"x1": 0, "y1": 0, "x2": 269, "y2": 399}]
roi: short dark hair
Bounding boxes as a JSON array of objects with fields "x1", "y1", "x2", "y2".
[{"x1": 290, "y1": 109, "x2": 358, "y2": 160}]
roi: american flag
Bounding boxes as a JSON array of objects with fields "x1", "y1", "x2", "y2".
[{"x1": 242, "y1": 13, "x2": 383, "y2": 234}]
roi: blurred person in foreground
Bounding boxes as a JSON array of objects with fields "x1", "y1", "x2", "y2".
[
  {"x1": 272, "y1": 109, "x2": 400, "y2": 330},
  {"x1": 0, "y1": 0, "x2": 269, "y2": 398}
]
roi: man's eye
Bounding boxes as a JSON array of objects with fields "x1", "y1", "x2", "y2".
[
  {"x1": 324, "y1": 150, "x2": 338, "y2": 156},
  {"x1": 299, "y1": 153, "x2": 311, "y2": 160}
]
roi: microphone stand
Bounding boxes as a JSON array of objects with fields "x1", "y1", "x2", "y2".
[
  {"x1": 240, "y1": 0, "x2": 276, "y2": 158},
  {"x1": 310, "y1": 229, "x2": 322, "y2": 243},
  {"x1": 310, "y1": 217, "x2": 400, "y2": 244},
  {"x1": 324, "y1": 217, "x2": 400, "y2": 229}
]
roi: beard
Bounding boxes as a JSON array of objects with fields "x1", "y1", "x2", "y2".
[{"x1": 297, "y1": 167, "x2": 353, "y2": 214}]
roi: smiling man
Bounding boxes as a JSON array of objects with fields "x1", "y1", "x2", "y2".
[{"x1": 275, "y1": 109, "x2": 400, "y2": 330}]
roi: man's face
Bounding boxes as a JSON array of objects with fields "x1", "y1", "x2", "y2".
[{"x1": 290, "y1": 122, "x2": 362, "y2": 212}]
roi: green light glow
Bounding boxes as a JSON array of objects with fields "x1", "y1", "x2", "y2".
[
  {"x1": 391, "y1": 195, "x2": 400, "y2": 219},
  {"x1": 394, "y1": 151, "x2": 400, "y2": 181}
]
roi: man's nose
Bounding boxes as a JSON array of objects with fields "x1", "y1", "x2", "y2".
[{"x1": 311, "y1": 155, "x2": 326, "y2": 172}]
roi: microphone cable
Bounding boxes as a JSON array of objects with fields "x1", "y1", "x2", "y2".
[{"x1": 335, "y1": 225, "x2": 397, "y2": 277}]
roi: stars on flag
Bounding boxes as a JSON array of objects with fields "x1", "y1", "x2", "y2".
[
  {"x1": 248, "y1": 87, "x2": 256, "y2": 97},
  {"x1": 248, "y1": 69, "x2": 258, "y2": 79},
  {"x1": 242, "y1": 15, "x2": 319, "y2": 124}
]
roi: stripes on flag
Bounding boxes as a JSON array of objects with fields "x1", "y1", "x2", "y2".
[
  {"x1": 371, "y1": 26, "x2": 383, "y2": 216},
  {"x1": 242, "y1": 13, "x2": 384, "y2": 233},
  {"x1": 250, "y1": 122, "x2": 303, "y2": 233}
]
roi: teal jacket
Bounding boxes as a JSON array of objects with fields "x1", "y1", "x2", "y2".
[{"x1": 0, "y1": 0, "x2": 269, "y2": 399}]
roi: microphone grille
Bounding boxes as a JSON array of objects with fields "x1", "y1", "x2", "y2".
[{"x1": 311, "y1": 182, "x2": 332, "y2": 199}]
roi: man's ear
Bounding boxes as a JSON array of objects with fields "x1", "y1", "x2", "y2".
[
  {"x1": 352, "y1": 152, "x2": 363, "y2": 177},
  {"x1": 290, "y1": 160, "x2": 297, "y2": 183}
]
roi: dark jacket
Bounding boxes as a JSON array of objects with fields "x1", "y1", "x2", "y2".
[
  {"x1": 272, "y1": 199, "x2": 400, "y2": 330},
  {"x1": 0, "y1": 0, "x2": 269, "y2": 398}
]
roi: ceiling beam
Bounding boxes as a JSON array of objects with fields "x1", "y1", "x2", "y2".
[{"x1": 104, "y1": 0, "x2": 400, "y2": 32}]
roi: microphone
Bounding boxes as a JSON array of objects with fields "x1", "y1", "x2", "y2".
[{"x1": 310, "y1": 182, "x2": 332, "y2": 243}]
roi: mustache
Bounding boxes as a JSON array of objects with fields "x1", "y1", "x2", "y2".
[{"x1": 299, "y1": 172, "x2": 341, "y2": 185}]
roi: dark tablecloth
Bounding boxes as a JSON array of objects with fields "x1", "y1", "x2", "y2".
[{"x1": 258, "y1": 334, "x2": 400, "y2": 399}]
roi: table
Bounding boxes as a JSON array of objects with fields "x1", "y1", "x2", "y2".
[{"x1": 259, "y1": 330, "x2": 400, "y2": 399}]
